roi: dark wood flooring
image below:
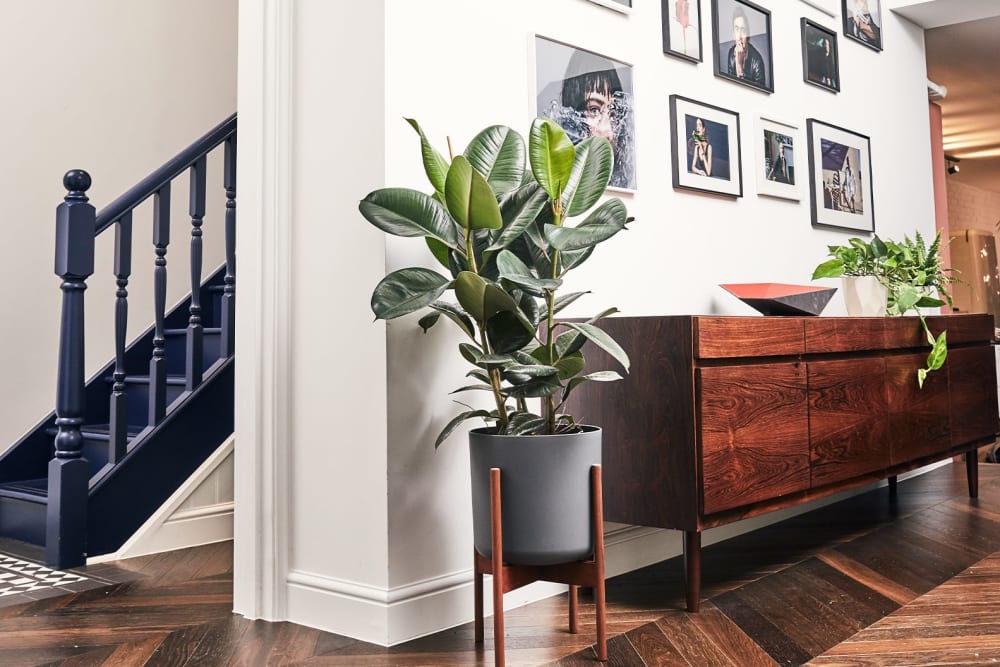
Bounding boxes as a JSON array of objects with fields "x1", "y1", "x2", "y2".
[{"x1": 1, "y1": 461, "x2": 999, "y2": 665}]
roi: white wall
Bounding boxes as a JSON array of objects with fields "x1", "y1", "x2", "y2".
[
  {"x1": 235, "y1": 0, "x2": 938, "y2": 647},
  {"x1": 0, "y1": 0, "x2": 237, "y2": 451}
]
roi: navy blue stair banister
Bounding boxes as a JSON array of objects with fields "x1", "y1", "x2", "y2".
[{"x1": 0, "y1": 114, "x2": 239, "y2": 569}]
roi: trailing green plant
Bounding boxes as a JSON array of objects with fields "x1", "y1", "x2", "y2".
[
  {"x1": 359, "y1": 118, "x2": 631, "y2": 447},
  {"x1": 812, "y1": 230, "x2": 958, "y2": 387}
]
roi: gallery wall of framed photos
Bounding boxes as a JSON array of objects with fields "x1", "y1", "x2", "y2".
[{"x1": 383, "y1": 0, "x2": 940, "y2": 322}]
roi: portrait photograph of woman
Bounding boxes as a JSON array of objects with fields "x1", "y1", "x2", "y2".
[
  {"x1": 670, "y1": 94, "x2": 742, "y2": 197},
  {"x1": 842, "y1": 0, "x2": 883, "y2": 51},
  {"x1": 807, "y1": 118, "x2": 874, "y2": 231},
  {"x1": 535, "y1": 35, "x2": 637, "y2": 191}
]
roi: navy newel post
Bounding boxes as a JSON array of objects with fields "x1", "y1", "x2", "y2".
[
  {"x1": 186, "y1": 156, "x2": 207, "y2": 390},
  {"x1": 48, "y1": 169, "x2": 95, "y2": 568}
]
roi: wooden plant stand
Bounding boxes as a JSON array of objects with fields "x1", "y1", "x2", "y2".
[{"x1": 474, "y1": 465, "x2": 607, "y2": 666}]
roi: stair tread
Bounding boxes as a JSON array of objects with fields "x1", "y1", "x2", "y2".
[{"x1": 0, "y1": 478, "x2": 48, "y2": 502}]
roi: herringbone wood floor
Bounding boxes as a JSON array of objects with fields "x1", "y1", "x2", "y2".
[{"x1": 1, "y1": 461, "x2": 1000, "y2": 665}]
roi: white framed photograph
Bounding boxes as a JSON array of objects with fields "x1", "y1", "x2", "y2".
[
  {"x1": 584, "y1": 0, "x2": 633, "y2": 14},
  {"x1": 669, "y1": 94, "x2": 742, "y2": 197},
  {"x1": 807, "y1": 118, "x2": 874, "y2": 232},
  {"x1": 535, "y1": 35, "x2": 637, "y2": 192},
  {"x1": 755, "y1": 117, "x2": 802, "y2": 201}
]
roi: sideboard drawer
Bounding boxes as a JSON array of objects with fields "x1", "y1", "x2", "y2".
[{"x1": 695, "y1": 317, "x2": 804, "y2": 359}]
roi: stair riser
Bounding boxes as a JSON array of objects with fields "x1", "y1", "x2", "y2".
[
  {"x1": 0, "y1": 496, "x2": 46, "y2": 546},
  {"x1": 164, "y1": 333, "x2": 222, "y2": 375},
  {"x1": 125, "y1": 384, "x2": 186, "y2": 429}
]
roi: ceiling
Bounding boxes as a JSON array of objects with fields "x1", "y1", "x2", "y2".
[{"x1": 900, "y1": 2, "x2": 1000, "y2": 194}]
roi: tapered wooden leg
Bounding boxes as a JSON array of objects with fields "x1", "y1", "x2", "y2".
[
  {"x1": 490, "y1": 468, "x2": 505, "y2": 667},
  {"x1": 684, "y1": 530, "x2": 701, "y2": 613},
  {"x1": 568, "y1": 585, "x2": 578, "y2": 634},
  {"x1": 967, "y1": 451, "x2": 979, "y2": 499},
  {"x1": 474, "y1": 554, "x2": 484, "y2": 644},
  {"x1": 592, "y1": 465, "x2": 607, "y2": 662},
  {"x1": 888, "y1": 475, "x2": 897, "y2": 497}
]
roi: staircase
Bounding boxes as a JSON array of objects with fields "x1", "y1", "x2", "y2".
[{"x1": 0, "y1": 115, "x2": 237, "y2": 569}]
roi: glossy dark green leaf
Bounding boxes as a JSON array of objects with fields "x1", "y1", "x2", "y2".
[
  {"x1": 449, "y1": 384, "x2": 495, "y2": 394},
  {"x1": 496, "y1": 250, "x2": 561, "y2": 291},
  {"x1": 425, "y1": 237, "x2": 452, "y2": 269},
  {"x1": 464, "y1": 125, "x2": 526, "y2": 195},
  {"x1": 561, "y1": 136, "x2": 613, "y2": 217},
  {"x1": 563, "y1": 371, "x2": 624, "y2": 401},
  {"x1": 554, "y1": 352, "x2": 586, "y2": 380},
  {"x1": 454, "y1": 271, "x2": 488, "y2": 324},
  {"x1": 445, "y1": 156, "x2": 502, "y2": 230},
  {"x1": 405, "y1": 118, "x2": 450, "y2": 194},
  {"x1": 417, "y1": 311, "x2": 440, "y2": 332},
  {"x1": 505, "y1": 375, "x2": 562, "y2": 398},
  {"x1": 562, "y1": 322, "x2": 630, "y2": 372},
  {"x1": 559, "y1": 246, "x2": 594, "y2": 272},
  {"x1": 553, "y1": 291, "x2": 590, "y2": 314},
  {"x1": 428, "y1": 301, "x2": 475, "y2": 339},
  {"x1": 488, "y1": 183, "x2": 549, "y2": 252},
  {"x1": 529, "y1": 118, "x2": 575, "y2": 201},
  {"x1": 370, "y1": 268, "x2": 450, "y2": 320},
  {"x1": 544, "y1": 199, "x2": 628, "y2": 252},
  {"x1": 359, "y1": 188, "x2": 458, "y2": 247},
  {"x1": 486, "y1": 310, "x2": 535, "y2": 354},
  {"x1": 435, "y1": 409, "x2": 492, "y2": 449},
  {"x1": 507, "y1": 414, "x2": 546, "y2": 435}
]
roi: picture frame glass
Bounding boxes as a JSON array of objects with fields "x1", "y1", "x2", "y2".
[
  {"x1": 535, "y1": 36, "x2": 637, "y2": 191},
  {"x1": 713, "y1": 0, "x2": 773, "y2": 93},
  {"x1": 664, "y1": 0, "x2": 702, "y2": 61},
  {"x1": 756, "y1": 117, "x2": 801, "y2": 200},
  {"x1": 670, "y1": 95, "x2": 742, "y2": 197},
  {"x1": 807, "y1": 119, "x2": 874, "y2": 231},
  {"x1": 803, "y1": 20, "x2": 839, "y2": 92},
  {"x1": 843, "y1": 0, "x2": 883, "y2": 50}
]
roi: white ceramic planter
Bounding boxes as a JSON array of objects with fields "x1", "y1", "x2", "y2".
[{"x1": 841, "y1": 276, "x2": 888, "y2": 316}]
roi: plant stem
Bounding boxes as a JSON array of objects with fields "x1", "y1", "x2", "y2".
[{"x1": 544, "y1": 196, "x2": 565, "y2": 434}]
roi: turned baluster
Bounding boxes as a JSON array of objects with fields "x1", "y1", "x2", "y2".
[
  {"x1": 109, "y1": 212, "x2": 133, "y2": 463},
  {"x1": 149, "y1": 184, "x2": 170, "y2": 425},
  {"x1": 221, "y1": 134, "x2": 237, "y2": 358},
  {"x1": 48, "y1": 169, "x2": 95, "y2": 568},
  {"x1": 186, "y1": 156, "x2": 207, "y2": 390}
]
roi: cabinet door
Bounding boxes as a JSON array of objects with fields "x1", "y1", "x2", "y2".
[
  {"x1": 808, "y1": 358, "x2": 890, "y2": 487},
  {"x1": 949, "y1": 345, "x2": 1000, "y2": 447},
  {"x1": 698, "y1": 363, "x2": 809, "y2": 514},
  {"x1": 886, "y1": 352, "x2": 950, "y2": 465}
]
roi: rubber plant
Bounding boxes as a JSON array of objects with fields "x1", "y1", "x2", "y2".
[
  {"x1": 813, "y1": 230, "x2": 957, "y2": 386},
  {"x1": 359, "y1": 118, "x2": 631, "y2": 446}
]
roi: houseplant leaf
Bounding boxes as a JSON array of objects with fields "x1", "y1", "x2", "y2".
[
  {"x1": 445, "y1": 156, "x2": 502, "y2": 230},
  {"x1": 544, "y1": 199, "x2": 629, "y2": 252},
  {"x1": 405, "y1": 118, "x2": 449, "y2": 195},
  {"x1": 434, "y1": 409, "x2": 491, "y2": 449},
  {"x1": 562, "y1": 322, "x2": 630, "y2": 372},
  {"x1": 359, "y1": 188, "x2": 459, "y2": 247},
  {"x1": 371, "y1": 268, "x2": 450, "y2": 320},
  {"x1": 487, "y1": 182, "x2": 549, "y2": 252},
  {"x1": 464, "y1": 125, "x2": 525, "y2": 195},
  {"x1": 496, "y1": 249, "x2": 561, "y2": 291},
  {"x1": 529, "y1": 117, "x2": 575, "y2": 201},
  {"x1": 486, "y1": 310, "x2": 535, "y2": 354},
  {"x1": 561, "y1": 136, "x2": 613, "y2": 217}
]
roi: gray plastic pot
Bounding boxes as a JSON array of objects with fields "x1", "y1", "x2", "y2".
[{"x1": 469, "y1": 425, "x2": 601, "y2": 566}]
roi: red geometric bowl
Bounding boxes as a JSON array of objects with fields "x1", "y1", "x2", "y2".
[{"x1": 720, "y1": 283, "x2": 837, "y2": 316}]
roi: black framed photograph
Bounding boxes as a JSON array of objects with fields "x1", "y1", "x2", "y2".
[
  {"x1": 807, "y1": 119, "x2": 874, "y2": 231},
  {"x1": 801, "y1": 18, "x2": 840, "y2": 93},
  {"x1": 662, "y1": 0, "x2": 703, "y2": 62},
  {"x1": 842, "y1": 0, "x2": 883, "y2": 51},
  {"x1": 756, "y1": 116, "x2": 802, "y2": 201},
  {"x1": 669, "y1": 94, "x2": 742, "y2": 197},
  {"x1": 534, "y1": 35, "x2": 637, "y2": 192},
  {"x1": 711, "y1": 0, "x2": 774, "y2": 93},
  {"x1": 585, "y1": 0, "x2": 633, "y2": 12}
]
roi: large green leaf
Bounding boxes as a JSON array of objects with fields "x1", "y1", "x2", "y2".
[
  {"x1": 464, "y1": 125, "x2": 526, "y2": 195},
  {"x1": 544, "y1": 199, "x2": 628, "y2": 252},
  {"x1": 405, "y1": 118, "x2": 450, "y2": 194},
  {"x1": 563, "y1": 371, "x2": 624, "y2": 401},
  {"x1": 562, "y1": 322, "x2": 630, "y2": 372},
  {"x1": 425, "y1": 237, "x2": 452, "y2": 269},
  {"x1": 454, "y1": 271, "x2": 518, "y2": 325},
  {"x1": 488, "y1": 183, "x2": 549, "y2": 252},
  {"x1": 554, "y1": 352, "x2": 586, "y2": 380},
  {"x1": 435, "y1": 409, "x2": 491, "y2": 449},
  {"x1": 561, "y1": 137, "x2": 613, "y2": 217},
  {"x1": 559, "y1": 246, "x2": 594, "y2": 272},
  {"x1": 445, "y1": 156, "x2": 502, "y2": 230},
  {"x1": 370, "y1": 268, "x2": 450, "y2": 320},
  {"x1": 529, "y1": 118, "x2": 575, "y2": 201},
  {"x1": 811, "y1": 258, "x2": 845, "y2": 280},
  {"x1": 428, "y1": 301, "x2": 475, "y2": 339},
  {"x1": 359, "y1": 188, "x2": 459, "y2": 247},
  {"x1": 486, "y1": 310, "x2": 535, "y2": 354},
  {"x1": 496, "y1": 250, "x2": 561, "y2": 291}
]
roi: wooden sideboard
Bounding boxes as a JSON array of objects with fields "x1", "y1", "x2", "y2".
[{"x1": 563, "y1": 314, "x2": 999, "y2": 611}]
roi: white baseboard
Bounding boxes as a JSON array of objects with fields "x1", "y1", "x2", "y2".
[
  {"x1": 88, "y1": 436, "x2": 235, "y2": 564},
  {"x1": 294, "y1": 460, "x2": 951, "y2": 646}
]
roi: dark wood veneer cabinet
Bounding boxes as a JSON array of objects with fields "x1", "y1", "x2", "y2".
[{"x1": 563, "y1": 314, "x2": 999, "y2": 612}]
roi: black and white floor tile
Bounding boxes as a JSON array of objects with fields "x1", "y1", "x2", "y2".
[{"x1": 0, "y1": 554, "x2": 88, "y2": 597}]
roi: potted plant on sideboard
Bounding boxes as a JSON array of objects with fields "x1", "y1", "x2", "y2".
[
  {"x1": 812, "y1": 230, "x2": 958, "y2": 386},
  {"x1": 359, "y1": 117, "x2": 631, "y2": 566}
]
